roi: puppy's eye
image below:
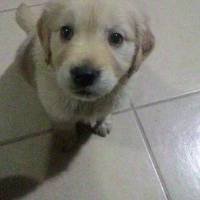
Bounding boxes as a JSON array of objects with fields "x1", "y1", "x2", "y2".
[
  {"x1": 60, "y1": 25, "x2": 74, "y2": 41},
  {"x1": 109, "y1": 32, "x2": 124, "y2": 47}
]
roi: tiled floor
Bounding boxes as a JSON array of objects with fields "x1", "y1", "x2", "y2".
[{"x1": 0, "y1": 1, "x2": 200, "y2": 200}]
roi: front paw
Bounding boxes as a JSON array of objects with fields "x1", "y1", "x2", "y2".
[{"x1": 94, "y1": 121, "x2": 112, "y2": 137}]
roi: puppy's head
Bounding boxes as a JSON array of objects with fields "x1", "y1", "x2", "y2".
[{"x1": 37, "y1": 0, "x2": 155, "y2": 101}]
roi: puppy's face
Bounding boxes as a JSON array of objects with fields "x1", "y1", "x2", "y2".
[{"x1": 38, "y1": 0, "x2": 154, "y2": 101}]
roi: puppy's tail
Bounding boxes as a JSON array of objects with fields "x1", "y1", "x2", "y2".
[{"x1": 16, "y1": 3, "x2": 36, "y2": 34}]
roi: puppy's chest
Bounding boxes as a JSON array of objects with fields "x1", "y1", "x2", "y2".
[{"x1": 71, "y1": 100, "x2": 113, "y2": 120}]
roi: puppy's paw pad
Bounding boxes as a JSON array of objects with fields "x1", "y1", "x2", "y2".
[{"x1": 94, "y1": 122, "x2": 112, "y2": 137}]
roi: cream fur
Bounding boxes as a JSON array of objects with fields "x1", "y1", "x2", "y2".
[{"x1": 15, "y1": 0, "x2": 155, "y2": 139}]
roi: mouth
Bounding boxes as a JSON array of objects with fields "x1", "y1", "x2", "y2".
[{"x1": 71, "y1": 89, "x2": 99, "y2": 101}]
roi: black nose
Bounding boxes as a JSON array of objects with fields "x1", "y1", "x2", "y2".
[{"x1": 70, "y1": 65, "x2": 100, "y2": 87}]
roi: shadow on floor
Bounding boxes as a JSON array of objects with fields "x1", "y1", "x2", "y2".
[
  {"x1": 46, "y1": 123, "x2": 93, "y2": 178},
  {"x1": 0, "y1": 63, "x2": 93, "y2": 199},
  {"x1": 0, "y1": 176, "x2": 39, "y2": 200},
  {"x1": 0, "y1": 129, "x2": 92, "y2": 199}
]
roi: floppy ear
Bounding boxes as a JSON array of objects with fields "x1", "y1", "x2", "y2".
[
  {"x1": 124, "y1": 18, "x2": 155, "y2": 80},
  {"x1": 131, "y1": 19, "x2": 155, "y2": 74},
  {"x1": 140, "y1": 19, "x2": 155, "y2": 61},
  {"x1": 37, "y1": 11, "x2": 52, "y2": 65}
]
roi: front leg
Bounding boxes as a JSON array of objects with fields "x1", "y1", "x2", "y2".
[
  {"x1": 76, "y1": 115, "x2": 113, "y2": 137},
  {"x1": 93, "y1": 115, "x2": 113, "y2": 137}
]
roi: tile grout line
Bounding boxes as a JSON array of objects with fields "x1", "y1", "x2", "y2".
[
  {"x1": 112, "y1": 107, "x2": 132, "y2": 115},
  {"x1": 0, "y1": 108, "x2": 131, "y2": 147},
  {"x1": 0, "y1": 3, "x2": 45, "y2": 14},
  {"x1": 5, "y1": 87, "x2": 198, "y2": 148},
  {"x1": 0, "y1": 129, "x2": 53, "y2": 147},
  {"x1": 131, "y1": 103, "x2": 172, "y2": 200},
  {"x1": 135, "y1": 89, "x2": 200, "y2": 109},
  {"x1": 2, "y1": 86, "x2": 200, "y2": 148}
]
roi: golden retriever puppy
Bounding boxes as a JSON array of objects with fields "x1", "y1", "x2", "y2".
[{"x1": 15, "y1": 0, "x2": 154, "y2": 141}]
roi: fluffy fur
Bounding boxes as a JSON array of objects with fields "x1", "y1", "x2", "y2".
[{"x1": 15, "y1": 0, "x2": 155, "y2": 141}]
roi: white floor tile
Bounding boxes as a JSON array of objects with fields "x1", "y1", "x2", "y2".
[
  {"x1": 0, "y1": 0, "x2": 46, "y2": 11},
  {"x1": 137, "y1": 93, "x2": 200, "y2": 200},
  {"x1": 131, "y1": 0, "x2": 200, "y2": 107},
  {"x1": 0, "y1": 112, "x2": 166, "y2": 200}
]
